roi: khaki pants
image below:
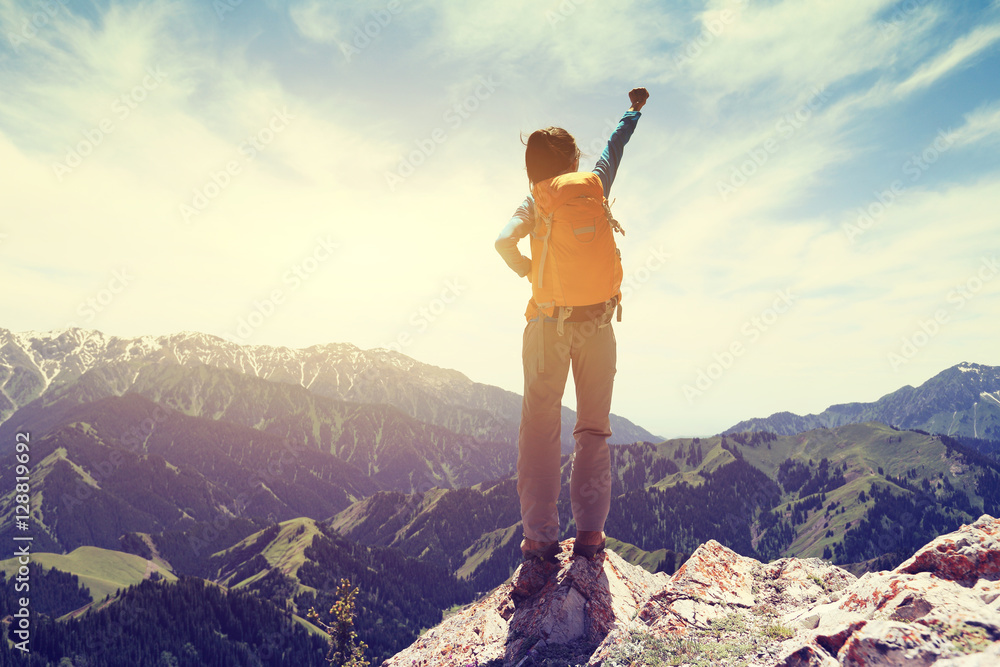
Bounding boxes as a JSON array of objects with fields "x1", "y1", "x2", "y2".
[{"x1": 517, "y1": 316, "x2": 616, "y2": 544}]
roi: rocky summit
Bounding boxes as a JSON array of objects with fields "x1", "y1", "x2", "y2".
[{"x1": 384, "y1": 515, "x2": 1000, "y2": 666}]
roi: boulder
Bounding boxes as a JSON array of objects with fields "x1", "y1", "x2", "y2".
[
  {"x1": 383, "y1": 539, "x2": 666, "y2": 667},
  {"x1": 895, "y1": 513, "x2": 1000, "y2": 585},
  {"x1": 777, "y1": 514, "x2": 1000, "y2": 666}
]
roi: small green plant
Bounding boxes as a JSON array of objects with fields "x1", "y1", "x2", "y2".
[
  {"x1": 808, "y1": 574, "x2": 826, "y2": 590},
  {"x1": 944, "y1": 623, "x2": 992, "y2": 654},
  {"x1": 604, "y1": 629, "x2": 754, "y2": 667},
  {"x1": 307, "y1": 578, "x2": 369, "y2": 667},
  {"x1": 751, "y1": 602, "x2": 777, "y2": 616},
  {"x1": 442, "y1": 602, "x2": 467, "y2": 620},
  {"x1": 708, "y1": 611, "x2": 747, "y2": 636},
  {"x1": 606, "y1": 632, "x2": 674, "y2": 666},
  {"x1": 763, "y1": 623, "x2": 795, "y2": 640}
]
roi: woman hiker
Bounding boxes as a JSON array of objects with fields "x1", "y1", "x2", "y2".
[{"x1": 495, "y1": 87, "x2": 649, "y2": 578}]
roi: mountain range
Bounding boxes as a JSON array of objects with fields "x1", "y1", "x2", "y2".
[
  {"x1": 4, "y1": 417, "x2": 999, "y2": 664},
  {"x1": 729, "y1": 361, "x2": 1000, "y2": 440},
  {"x1": 3, "y1": 326, "x2": 1000, "y2": 664},
  {"x1": 0, "y1": 327, "x2": 659, "y2": 456}
]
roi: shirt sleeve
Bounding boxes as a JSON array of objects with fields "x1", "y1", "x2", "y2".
[
  {"x1": 494, "y1": 195, "x2": 534, "y2": 278},
  {"x1": 592, "y1": 110, "x2": 642, "y2": 198}
]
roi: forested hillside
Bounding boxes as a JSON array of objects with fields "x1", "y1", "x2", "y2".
[{"x1": 1, "y1": 577, "x2": 328, "y2": 666}]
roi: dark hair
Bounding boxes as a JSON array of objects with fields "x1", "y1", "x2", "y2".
[{"x1": 523, "y1": 126, "x2": 579, "y2": 185}]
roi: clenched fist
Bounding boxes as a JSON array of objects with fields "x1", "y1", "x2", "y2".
[{"x1": 628, "y1": 87, "x2": 649, "y2": 112}]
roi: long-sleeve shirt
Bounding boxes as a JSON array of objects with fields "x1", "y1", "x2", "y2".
[{"x1": 494, "y1": 110, "x2": 642, "y2": 278}]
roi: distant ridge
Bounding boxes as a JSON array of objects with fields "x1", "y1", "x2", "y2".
[
  {"x1": 0, "y1": 327, "x2": 658, "y2": 451},
  {"x1": 728, "y1": 361, "x2": 1000, "y2": 439}
]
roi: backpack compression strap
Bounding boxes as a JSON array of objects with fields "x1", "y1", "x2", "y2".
[{"x1": 533, "y1": 210, "x2": 554, "y2": 289}]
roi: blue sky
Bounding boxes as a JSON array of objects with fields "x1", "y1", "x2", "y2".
[{"x1": 1, "y1": 0, "x2": 999, "y2": 438}]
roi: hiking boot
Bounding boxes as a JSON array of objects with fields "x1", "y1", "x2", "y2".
[
  {"x1": 573, "y1": 532, "x2": 606, "y2": 560},
  {"x1": 510, "y1": 556, "x2": 559, "y2": 602},
  {"x1": 510, "y1": 540, "x2": 560, "y2": 602},
  {"x1": 520, "y1": 539, "x2": 560, "y2": 564}
]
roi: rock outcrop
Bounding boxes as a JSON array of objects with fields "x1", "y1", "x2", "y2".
[
  {"x1": 383, "y1": 540, "x2": 667, "y2": 666},
  {"x1": 775, "y1": 513, "x2": 1000, "y2": 666},
  {"x1": 385, "y1": 515, "x2": 1000, "y2": 666}
]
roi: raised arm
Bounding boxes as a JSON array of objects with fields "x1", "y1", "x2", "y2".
[{"x1": 593, "y1": 87, "x2": 649, "y2": 198}]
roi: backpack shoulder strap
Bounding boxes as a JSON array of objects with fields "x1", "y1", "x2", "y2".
[{"x1": 529, "y1": 192, "x2": 555, "y2": 289}]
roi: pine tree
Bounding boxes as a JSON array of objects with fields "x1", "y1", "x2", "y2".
[{"x1": 308, "y1": 579, "x2": 369, "y2": 667}]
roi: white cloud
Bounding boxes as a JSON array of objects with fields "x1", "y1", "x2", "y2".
[
  {"x1": 288, "y1": 0, "x2": 344, "y2": 43},
  {"x1": 678, "y1": 0, "x2": 913, "y2": 98},
  {"x1": 410, "y1": 0, "x2": 680, "y2": 88},
  {"x1": 894, "y1": 23, "x2": 1000, "y2": 97},
  {"x1": 947, "y1": 101, "x2": 1000, "y2": 147},
  {"x1": 287, "y1": 0, "x2": 409, "y2": 46}
]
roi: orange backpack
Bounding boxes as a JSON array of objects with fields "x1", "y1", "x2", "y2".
[{"x1": 526, "y1": 171, "x2": 625, "y2": 321}]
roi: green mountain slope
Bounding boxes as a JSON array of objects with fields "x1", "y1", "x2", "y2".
[
  {"x1": 206, "y1": 517, "x2": 473, "y2": 664},
  {"x1": 0, "y1": 546, "x2": 175, "y2": 607},
  {"x1": 331, "y1": 423, "x2": 1000, "y2": 595},
  {"x1": 0, "y1": 393, "x2": 376, "y2": 555}
]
